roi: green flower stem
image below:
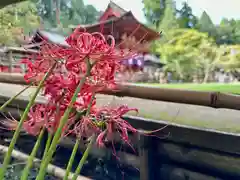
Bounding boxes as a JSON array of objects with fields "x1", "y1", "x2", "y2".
[
  {"x1": 63, "y1": 138, "x2": 80, "y2": 180},
  {"x1": 0, "y1": 63, "x2": 56, "y2": 179},
  {"x1": 42, "y1": 132, "x2": 53, "y2": 160},
  {"x1": 63, "y1": 93, "x2": 95, "y2": 180},
  {"x1": 72, "y1": 135, "x2": 95, "y2": 180},
  {"x1": 36, "y1": 60, "x2": 92, "y2": 180},
  {"x1": 86, "y1": 93, "x2": 95, "y2": 115},
  {"x1": 0, "y1": 84, "x2": 31, "y2": 112},
  {"x1": 20, "y1": 128, "x2": 45, "y2": 180}
]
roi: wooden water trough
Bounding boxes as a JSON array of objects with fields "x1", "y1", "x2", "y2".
[
  {"x1": 0, "y1": 0, "x2": 237, "y2": 177},
  {"x1": 0, "y1": 78, "x2": 239, "y2": 180}
]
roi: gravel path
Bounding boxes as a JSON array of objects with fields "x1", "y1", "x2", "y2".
[{"x1": 0, "y1": 83, "x2": 239, "y2": 133}]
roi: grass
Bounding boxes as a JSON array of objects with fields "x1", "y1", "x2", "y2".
[{"x1": 137, "y1": 83, "x2": 240, "y2": 94}]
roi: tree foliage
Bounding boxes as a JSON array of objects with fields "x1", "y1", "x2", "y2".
[
  {"x1": 142, "y1": 0, "x2": 166, "y2": 27},
  {"x1": 158, "y1": 0, "x2": 178, "y2": 32},
  {"x1": 197, "y1": 11, "x2": 217, "y2": 38},
  {"x1": 155, "y1": 29, "x2": 222, "y2": 82},
  {"x1": 177, "y1": 2, "x2": 197, "y2": 28},
  {"x1": 0, "y1": 1, "x2": 40, "y2": 45},
  {"x1": 216, "y1": 18, "x2": 240, "y2": 45},
  {"x1": 218, "y1": 45, "x2": 240, "y2": 70},
  {"x1": 67, "y1": 0, "x2": 100, "y2": 25},
  {"x1": 34, "y1": 0, "x2": 100, "y2": 30}
]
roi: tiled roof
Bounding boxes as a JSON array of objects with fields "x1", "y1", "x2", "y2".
[
  {"x1": 108, "y1": 1, "x2": 127, "y2": 16},
  {"x1": 77, "y1": 12, "x2": 160, "y2": 42},
  {"x1": 98, "y1": 1, "x2": 127, "y2": 21},
  {"x1": 31, "y1": 30, "x2": 69, "y2": 47}
]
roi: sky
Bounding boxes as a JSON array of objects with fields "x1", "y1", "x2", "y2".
[{"x1": 83, "y1": 0, "x2": 240, "y2": 24}]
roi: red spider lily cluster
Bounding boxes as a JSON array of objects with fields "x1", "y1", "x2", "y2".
[{"x1": 4, "y1": 28, "x2": 141, "y2": 149}]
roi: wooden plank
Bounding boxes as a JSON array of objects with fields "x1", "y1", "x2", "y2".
[
  {"x1": 0, "y1": 82, "x2": 239, "y2": 179},
  {"x1": 4, "y1": 47, "x2": 38, "y2": 54},
  {"x1": 7, "y1": 51, "x2": 13, "y2": 73},
  {"x1": 124, "y1": 116, "x2": 240, "y2": 154},
  {"x1": 157, "y1": 141, "x2": 240, "y2": 177},
  {"x1": 4, "y1": 107, "x2": 239, "y2": 178},
  {"x1": 0, "y1": 92, "x2": 239, "y2": 154},
  {"x1": 138, "y1": 133, "x2": 159, "y2": 180},
  {"x1": 138, "y1": 132, "x2": 150, "y2": 180},
  {"x1": 159, "y1": 164, "x2": 223, "y2": 180},
  {"x1": 0, "y1": 129, "x2": 140, "y2": 168},
  {"x1": 1, "y1": 102, "x2": 239, "y2": 179}
]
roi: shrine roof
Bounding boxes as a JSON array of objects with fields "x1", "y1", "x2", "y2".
[
  {"x1": 74, "y1": 11, "x2": 161, "y2": 42},
  {"x1": 98, "y1": 1, "x2": 127, "y2": 21},
  {"x1": 30, "y1": 30, "x2": 68, "y2": 47},
  {"x1": 107, "y1": 1, "x2": 127, "y2": 16}
]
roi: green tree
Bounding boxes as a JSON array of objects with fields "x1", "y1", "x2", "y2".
[
  {"x1": 155, "y1": 29, "x2": 220, "y2": 82},
  {"x1": 215, "y1": 18, "x2": 240, "y2": 45},
  {"x1": 216, "y1": 18, "x2": 235, "y2": 44},
  {"x1": 32, "y1": 0, "x2": 55, "y2": 27},
  {"x1": 220, "y1": 45, "x2": 240, "y2": 80},
  {"x1": 233, "y1": 20, "x2": 240, "y2": 44},
  {"x1": 177, "y1": 2, "x2": 197, "y2": 28},
  {"x1": 218, "y1": 45, "x2": 240, "y2": 70},
  {"x1": 67, "y1": 0, "x2": 99, "y2": 25},
  {"x1": 0, "y1": 1, "x2": 40, "y2": 45},
  {"x1": 158, "y1": 0, "x2": 178, "y2": 33},
  {"x1": 197, "y1": 11, "x2": 217, "y2": 38},
  {"x1": 34, "y1": 0, "x2": 99, "y2": 30},
  {"x1": 143, "y1": 0, "x2": 166, "y2": 28},
  {"x1": 197, "y1": 41, "x2": 224, "y2": 82}
]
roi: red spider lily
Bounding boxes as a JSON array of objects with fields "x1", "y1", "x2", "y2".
[
  {"x1": 66, "y1": 29, "x2": 114, "y2": 56},
  {"x1": 1, "y1": 103, "x2": 78, "y2": 137},
  {"x1": 94, "y1": 105, "x2": 138, "y2": 147},
  {"x1": 44, "y1": 108, "x2": 76, "y2": 136},
  {"x1": 21, "y1": 42, "x2": 65, "y2": 83},
  {"x1": 20, "y1": 58, "x2": 43, "y2": 83},
  {"x1": 1, "y1": 104, "x2": 46, "y2": 136},
  {"x1": 73, "y1": 105, "x2": 138, "y2": 150},
  {"x1": 74, "y1": 116, "x2": 100, "y2": 139},
  {"x1": 75, "y1": 92, "x2": 96, "y2": 112},
  {"x1": 12, "y1": 27, "x2": 140, "y2": 141},
  {"x1": 43, "y1": 71, "x2": 97, "y2": 113},
  {"x1": 86, "y1": 59, "x2": 120, "y2": 90},
  {"x1": 23, "y1": 104, "x2": 46, "y2": 136},
  {"x1": 43, "y1": 74, "x2": 65, "y2": 100},
  {"x1": 65, "y1": 28, "x2": 136, "y2": 74}
]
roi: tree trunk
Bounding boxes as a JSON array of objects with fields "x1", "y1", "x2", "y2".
[
  {"x1": 175, "y1": 61, "x2": 184, "y2": 80},
  {"x1": 55, "y1": 0, "x2": 60, "y2": 26},
  {"x1": 203, "y1": 67, "x2": 210, "y2": 83}
]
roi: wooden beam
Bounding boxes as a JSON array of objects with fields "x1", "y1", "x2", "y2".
[{"x1": 7, "y1": 51, "x2": 13, "y2": 73}]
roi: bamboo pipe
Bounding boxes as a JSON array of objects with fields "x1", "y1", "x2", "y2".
[
  {"x1": 0, "y1": 73, "x2": 240, "y2": 110},
  {"x1": 0, "y1": 73, "x2": 28, "y2": 85},
  {"x1": 0, "y1": 144, "x2": 91, "y2": 180},
  {"x1": 102, "y1": 83, "x2": 240, "y2": 110}
]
